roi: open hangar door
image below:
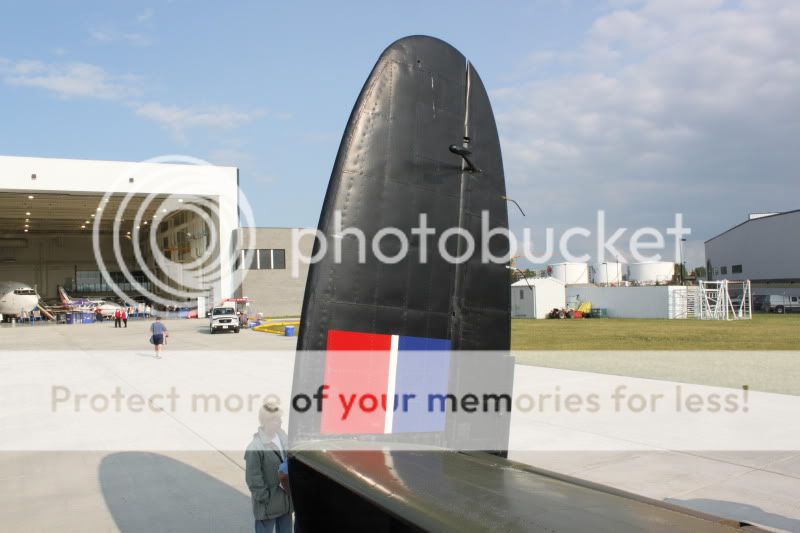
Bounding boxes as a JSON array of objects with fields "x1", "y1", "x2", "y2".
[{"x1": 0, "y1": 191, "x2": 169, "y2": 304}]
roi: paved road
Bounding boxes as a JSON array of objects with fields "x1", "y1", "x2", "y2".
[{"x1": 1, "y1": 320, "x2": 798, "y2": 532}]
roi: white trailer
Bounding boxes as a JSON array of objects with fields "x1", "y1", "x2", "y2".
[{"x1": 511, "y1": 278, "x2": 566, "y2": 319}]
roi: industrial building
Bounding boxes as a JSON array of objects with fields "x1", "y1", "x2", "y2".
[
  {"x1": 510, "y1": 279, "x2": 695, "y2": 319},
  {"x1": 705, "y1": 210, "x2": 800, "y2": 299},
  {"x1": 515, "y1": 258, "x2": 686, "y2": 319},
  {"x1": 547, "y1": 261, "x2": 676, "y2": 286},
  {"x1": 513, "y1": 260, "x2": 694, "y2": 319},
  {"x1": 566, "y1": 285, "x2": 692, "y2": 319},
  {"x1": 235, "y1": 227, "x2": 313, "y2": 317}
]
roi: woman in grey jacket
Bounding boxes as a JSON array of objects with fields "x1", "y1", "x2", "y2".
[{"x1": 245, "y1": 401, "x2": 292, "y2": 533}]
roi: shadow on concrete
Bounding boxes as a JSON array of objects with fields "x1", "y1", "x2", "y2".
[
  {"x1": 666, "y1": 497, "x2": 800, "y2": 532},
  {"x1": 99, "y1": 452, "x2": 251, "y2": 532}
]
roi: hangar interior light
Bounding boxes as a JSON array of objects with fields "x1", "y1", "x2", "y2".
[{"x1": 0, "y1": 192, "x2": 201, "y2": 235}]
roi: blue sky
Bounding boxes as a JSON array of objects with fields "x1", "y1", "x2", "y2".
[{"x1": 2, "y1": 1, "x2": 798, "y2": 268}]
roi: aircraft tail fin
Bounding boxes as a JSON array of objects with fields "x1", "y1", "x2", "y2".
[{"x1": 57, "y1": 285, "x2": 72, "y2": 305}]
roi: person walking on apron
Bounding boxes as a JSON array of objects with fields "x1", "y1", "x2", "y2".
[{"x1": 150, "y1": 316, "x2": 168, "y2": 358}]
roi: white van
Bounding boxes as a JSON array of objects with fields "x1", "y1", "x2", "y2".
[
  {"x1": 766, "y1": 295, "x2": 800, "y2": 314},
  {"x1": 209, "y1": 305, "x2": 240, "y2": 333}
]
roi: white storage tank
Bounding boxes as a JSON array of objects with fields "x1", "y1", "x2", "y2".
[
  {"x1": 628, "y1": 261, "x2": 675, "y2": 285},
  {"x1": 593, "y1": 262, "x2": 624, "y2": 285},
  {"x1": 549, "y1": 262, "x2": 589, "y2": 285}
]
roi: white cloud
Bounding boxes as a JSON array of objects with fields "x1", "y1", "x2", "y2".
[
  {"x1": 0, "y1": 59, "x2": 138, "y2": 99},
  {"x1": 0, "y1": 57, "x2": 264, "y2": 142},
  {"x1": 136, "y1": 8, "x2": 154, "y2": 23},
  {"x1": 90, "y1": 29, "x2": 153, "y2": 47},
  {"x1": 495, "y1": 0, "x2": 800, "y2": 256},
  {"x1": 134, "y1": 102, "x2": 265, "y2": 141}
]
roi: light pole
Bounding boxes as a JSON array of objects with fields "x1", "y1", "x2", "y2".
[{"x1": 680, "y1": 238, "x2": 687, "y2": 284}]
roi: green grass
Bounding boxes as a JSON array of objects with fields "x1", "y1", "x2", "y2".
[
  {"x1": 511, "y1": 314, "x2": 800, "y2": 395},
  {"x1": 512, "y1": 313, "x2": 800, "y2": 350}
]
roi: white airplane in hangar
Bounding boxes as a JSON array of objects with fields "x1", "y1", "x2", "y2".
[
  {"x1": 57, "y1": 285, "x2": 122, "y2": 319},
  {"x1": 0, "y1": 281, "x2": 40, "y2": 320}
]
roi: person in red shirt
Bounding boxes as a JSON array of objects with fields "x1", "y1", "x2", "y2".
[{"x1": 114, "y1": 308, "x2": 122, "y2": 328}]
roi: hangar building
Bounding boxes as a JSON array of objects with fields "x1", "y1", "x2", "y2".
[
  {"x1": 705, "y1": 210, "x2": 800, "y2": 298},
  {"x1": 1, "y1": 155, "x2": 311, "y2": 317}
]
